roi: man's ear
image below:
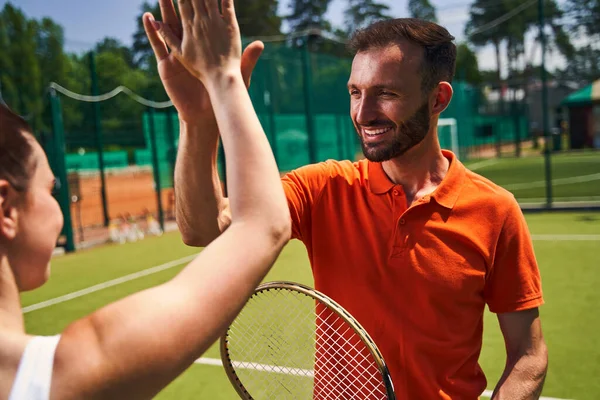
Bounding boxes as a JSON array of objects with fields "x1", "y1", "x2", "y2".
[
  {"x1": 0, "y1": 180, "x2": 19, "y2": 240},
  {"x1": 430, "y1": 82, "x2": 453, "y2": 116}
]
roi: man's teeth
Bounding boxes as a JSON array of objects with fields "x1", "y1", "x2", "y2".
[{"x1": 364, "y1": 127, "x2": 392, "y2": 136}]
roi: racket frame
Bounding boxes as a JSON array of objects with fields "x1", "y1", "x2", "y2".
[{"x1": 220, "y1": 281, "x2": 396, "y2": 400}]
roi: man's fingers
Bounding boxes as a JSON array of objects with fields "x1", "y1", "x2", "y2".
[
  {"x1": 178, "y1": 0, "x2": 194, "y2": 24},
  {"x1": 157, "y1": 20, "x2": 184, "y2": 58},
  {"x1": 221, "y1": 0, "x2": 236, "y2": 24},
  {"x1": 241, "y1": 41, "x2": 265, "y2": 88},
  {"x1": 142, "y1": 13, "x2": 169, "y2": 61},
  {"x1": 158, "y1": 0, "x2": 182, "y2": 37}
]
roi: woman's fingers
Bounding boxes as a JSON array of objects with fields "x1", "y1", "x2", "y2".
[{"x1": 204, "y1": 0, "x2": 219, "y2": 19}]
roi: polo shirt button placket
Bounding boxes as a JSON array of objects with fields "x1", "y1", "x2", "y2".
[{"x1": 390, "y1": 217, "x2": 408, "y2": 258}]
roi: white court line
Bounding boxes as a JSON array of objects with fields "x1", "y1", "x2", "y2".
[
  {"x1": 22, "y1": 254, "x2": 197, "y2": 314},
  {"x1": 196, "y1": 357, "x2": 311, "y2": 377},
  {"x1": 194, "y1": 358, "x2": 570, "y2": 400},
  {"x1": 531, "y1": 234, "x2": 600, "y2": 241},
  {"x1": 24, "y1": 254, "x2": 576, "y2": 398},
  {"x1": 481, "y1": 390, "x2": 571, "y2": 400},
  {"x1": 467, "y1": 159, "x2": 500, "y2": 171},
  {"x1": 505, "y1": 173, "x2": 600, "y2": 190},
  {"x1": 26, "y1": 231, "x2": 599, "y2": 314},
  {"x1": 521, "y1": 196, "x2": 600, "y2": 202}
]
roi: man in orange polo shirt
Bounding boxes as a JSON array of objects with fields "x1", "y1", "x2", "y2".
[
  {"x1": 277, "y1": 19, "x2": 548, "y2": 399},
  {"x1": 149, "y1": 5, "x2": 548, "y2": 398}
]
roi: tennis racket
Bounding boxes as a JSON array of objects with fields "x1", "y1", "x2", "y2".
[{"x1": 220, "y1": 281, "x2": 395, "y2": 399}]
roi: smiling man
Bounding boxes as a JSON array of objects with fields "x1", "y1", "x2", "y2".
[{"x1": 169, "y1": 15, "x2": 548, "y2": 400}]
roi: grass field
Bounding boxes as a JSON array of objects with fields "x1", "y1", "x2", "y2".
[
  {"x1": 23, "y1": 211, "x2": 600, "y2": 399},
  {"x1": 463, "y1": 151, "x2": 600, "y2": 204}
]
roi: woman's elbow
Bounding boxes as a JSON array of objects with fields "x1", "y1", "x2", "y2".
[
  {"x1": 266, "y1": 210, "x2": 292, "y2": 248},
  {"x1": 250, "y1": 210, "x2": 292, "y2": 249}
]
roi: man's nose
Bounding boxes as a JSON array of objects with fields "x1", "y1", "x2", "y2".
[{"x1": 355, "y1": 96, "x2": 378, "y2": 125}]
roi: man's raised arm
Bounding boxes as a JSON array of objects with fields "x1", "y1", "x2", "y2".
[
  {"x1": 175, "y1": 120, "x2": 230, "y2": 246},
  {"x1": 145, "y1": 0, "x2": 263, "y2": 246}
]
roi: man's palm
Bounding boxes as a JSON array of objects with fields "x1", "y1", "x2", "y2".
[{"x1": 157, "y1": 55, "x2": 212, "y2": 123}]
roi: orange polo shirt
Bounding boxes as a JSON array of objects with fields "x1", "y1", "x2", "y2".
[{"x1": 281, "y1": 150, "x2": 543, "y2": 399}]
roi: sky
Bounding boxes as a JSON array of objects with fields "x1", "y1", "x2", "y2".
[{"x1": 3, "y1": 0, "x2": 566, "y2": 73}]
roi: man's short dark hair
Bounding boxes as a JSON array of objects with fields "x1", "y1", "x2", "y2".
[{"x1": 348, "y1": 18, "x2": 457, "y2": 93}]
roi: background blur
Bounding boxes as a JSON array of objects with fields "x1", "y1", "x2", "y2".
[{"x1": 3, "y1": 1, "x2": 600, "y2": 398}]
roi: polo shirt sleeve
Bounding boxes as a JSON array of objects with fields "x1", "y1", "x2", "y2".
[
  {"x1": 484, "y1": 197, "x2": 544, "y2": 314},
  {"x1": 281, "y1": 161, "x2": 333, "y2": 241}
]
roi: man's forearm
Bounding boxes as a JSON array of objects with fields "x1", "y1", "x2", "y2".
[
  {"x1": 492, "y1": 352, "x2": 548, "y2": 400},
  {"x1": 175, "y1": 119, "x2": 229, "y2": 246}
]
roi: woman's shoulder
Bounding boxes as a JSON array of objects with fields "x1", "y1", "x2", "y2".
[
  {"x1": 0, "y1": 332, "x2": 33, "y2": 398},
  {"x1": 1, "y1": 334, "x2": 61, "y2": 400}
]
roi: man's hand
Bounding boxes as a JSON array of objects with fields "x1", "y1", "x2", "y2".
[{"x1": 142, "y1": 0, "x2": 263, "y2": 125}]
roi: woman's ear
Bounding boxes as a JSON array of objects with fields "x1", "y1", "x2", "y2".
[{"x1": 0, "y1": 180, "x2": 19, "y2": 240}]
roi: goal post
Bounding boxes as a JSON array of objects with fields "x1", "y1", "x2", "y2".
[{"x1": 438, "y1": 117, "x2": 459, "y2": 158}]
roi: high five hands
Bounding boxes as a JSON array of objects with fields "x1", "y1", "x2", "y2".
[{"x1": 143, "y1": 0, "x2": 263, "y2": 124}]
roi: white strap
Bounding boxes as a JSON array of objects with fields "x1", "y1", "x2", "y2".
[{"x1": 9, "y1": 335, "x2": 61, "y2": 400}]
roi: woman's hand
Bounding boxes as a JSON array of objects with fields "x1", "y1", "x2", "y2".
[{"x1": 156, "y1": 0, "x2": 243, "y2": 84}]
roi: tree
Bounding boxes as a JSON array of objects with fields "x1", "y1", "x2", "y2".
[
  {"x1": 465, "y1": 0, "x2": 510, "y2": 93},
  {"x1": 408, "y1": 0, "x2": 437, "y2": 23},
  {"x1": 96, "y1": 37, "x2": 135, "y2": 68},
  {"x1": 455, "y1": 43, "x2": 482, "y2": 86},
  {"x1": 59, "y1": 54, "x2": 90, "y2": 134},
  {"x1": 286, "y1": 0, "x2": 333, "y2": 34},
  {"x1": 467, "y1": 0, "x2": 571, "y2": 82},
  {"x1": 236, "y1": 0, "x2": 282, "y2": 37},
  {"x1": 344, "y1": 0, "x2": 391, "y2": 34},
  {"x1": 558, "y1": 45, "x2": 600, "y2": 86},
  {"x1": 35, "y1": 18, "x2": 67, "y2": 81},
  {"x1": 33, "y1": 17, "x2": 82, "y2": 132},
  {"x1": 0, "y1": 7, "x2": 18, "y2": 107},
  {"x1": 132, "y1": 1, "x2": 162, "y2": 69},
  {"x1": 1, "y1": 4, "x2": 42, "y2": 128},
  {"x1": 567, "y1": 0, "x2": 600, "y2": 38},
  {"x1": 94, "y1": 47, "x2": 149, "y2": 133}
]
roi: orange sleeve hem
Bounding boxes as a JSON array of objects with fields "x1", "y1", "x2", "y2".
[{"x1": 488, "y1": 294, "x2": 545, "y2": 314}]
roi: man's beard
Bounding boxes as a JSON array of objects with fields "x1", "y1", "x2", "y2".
[{"x1": 358, "y1": 101, "x2": 431, "y2": 162}]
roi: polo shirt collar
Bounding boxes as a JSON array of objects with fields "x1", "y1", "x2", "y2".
[
  {"x1": 368, "y1": 160, "x2": 396, "y2": 195},
  {"x1": 367, "y1": 150, "x2": 466, "y2": 209},
  {"x1": 431, "y1": 150, "x2": 465, "y2": 209}
]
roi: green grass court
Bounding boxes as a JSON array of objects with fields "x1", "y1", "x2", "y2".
[
  {"x1": 23, "y1": 211, "x2": 599, "y2": 399},
  {"x1": 463, "y1": 151, "x2": 600, "y2": 204}
]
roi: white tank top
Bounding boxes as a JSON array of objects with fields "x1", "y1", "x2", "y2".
[{"x1": 9, "y1": 335, "x2": 61, "y2": 400}]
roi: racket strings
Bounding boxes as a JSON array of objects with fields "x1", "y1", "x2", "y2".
[
  {"x1": 228, "y1": 290, "x2": 317, "y2": 397},
  {"x1": 224, "y1": 289, "x2": 389, "y2": 399},
  {"x1": 313, "y1": 309, "x2": 387, "y2": 399},
  {"x1": 314, "y1": 312, "x2": 371, "y2": 397}
]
